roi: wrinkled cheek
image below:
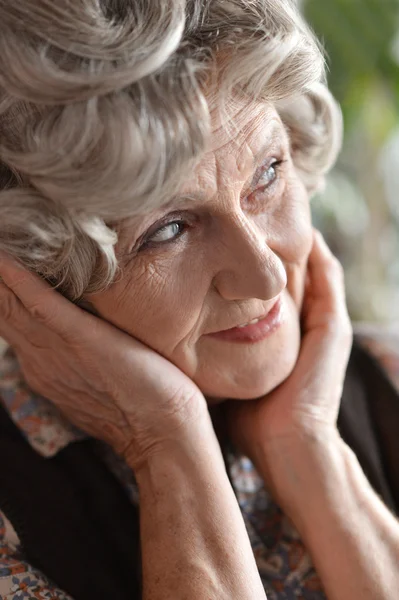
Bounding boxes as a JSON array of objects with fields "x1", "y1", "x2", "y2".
[
  {"x1": 114, "y1": 264, "x2": 203, "y2": 361},
  {"x1": 87, "y1": 261, "x2": 182, "y2": 350}
]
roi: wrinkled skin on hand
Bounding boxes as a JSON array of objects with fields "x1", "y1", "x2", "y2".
[{"x1": 0, "y1": 256, "x2": 207, "y2": 470}]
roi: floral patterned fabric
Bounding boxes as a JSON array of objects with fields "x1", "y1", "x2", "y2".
[{"x1": 0, "y1": 329, "x2": 398, "y2": 599}]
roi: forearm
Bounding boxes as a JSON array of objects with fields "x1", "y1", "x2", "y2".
[
  {"x1": 258, "y1": 430, "x2": 399, "y2": 600},
  {"x1": 134, "y1": 416, "x2": 266, "y2": 600}
]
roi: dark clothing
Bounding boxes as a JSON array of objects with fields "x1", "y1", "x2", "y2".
[{"x1": 0, "y1": 340, "x2": 398, "y2": 600}]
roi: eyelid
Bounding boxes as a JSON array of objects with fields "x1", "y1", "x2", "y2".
[
  {"x1": 250, "y1": 158, "x2": 286, "y2": 191},
  {"x1": 257, "y1": 156, "x2": 282, "y2": 179},
  {"x1": 136, "y1": 212, "x2": 188, "y2": 251},
  {"x1": 130, "y1": 155, "x2": 287, "y2": 253}
]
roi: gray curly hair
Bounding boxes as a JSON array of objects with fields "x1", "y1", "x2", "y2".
[{"x1": 0, "y1": 0, "x2": 342, "y2": 301}]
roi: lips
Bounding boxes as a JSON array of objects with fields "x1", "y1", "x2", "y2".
[
  {"x1": 236, "y1": 314, "x2": 269, "y2": 328},
  {"x1": 206, "y1": 297, "x2": 284, "y2": 344}
]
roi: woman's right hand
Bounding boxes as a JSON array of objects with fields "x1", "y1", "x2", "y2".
[
  {"x1": 0, "y1": 256, "x2": 268, "y2": 600},
  {"x1": 0, "y1": 254, "x2": 208, "y2": 470}
]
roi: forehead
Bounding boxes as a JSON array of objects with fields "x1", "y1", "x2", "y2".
[
  {"x1": 178, "y1": 99, "x2": 286, "y2": 198},
  {"x1": 114, "y1": 99, "x2": 289, "y2": 242},
  {"x1": 208, "y1": 96, "x2": 280, "y2": 152}
]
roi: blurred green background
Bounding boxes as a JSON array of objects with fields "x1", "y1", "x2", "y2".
[{"x1": 302, "y1": 0, "x2": 399, "y2": 323}]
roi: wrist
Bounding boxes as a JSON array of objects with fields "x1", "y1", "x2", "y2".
[
  {"x1": 120, "y1": 394, "x2": 214, "y2": 473},
  {"x1": 256, "y1": 427, "x2": 348, "y2": 526},
  {"x1": 131, "y1": 408, "x2": 225, "y2": 484},
  {"x1": 136, "y1": 407, "x2": 267, "y2": 600}
]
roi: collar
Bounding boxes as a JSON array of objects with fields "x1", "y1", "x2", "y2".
[{"x1": 0, "y1": 343, "x2": 86, "y2": 458}]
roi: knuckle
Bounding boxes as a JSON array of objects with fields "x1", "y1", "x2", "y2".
[
  {"x1": 28, "y1": 297, "x2": 57, "y2": 326},
  {"x1": 29, "y1": 301, "x2": 49, "y2": 323}
]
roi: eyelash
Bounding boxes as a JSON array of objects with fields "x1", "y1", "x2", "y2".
[
  {"x1": 139, "y1": 219, "x2": 188, "y2": 250},
  {"x1": 251, "y1": 158, "x2": 284, "y2": 194},
  {"x1": 138, "y1": 158, "x2": 285, "y2": 251}
]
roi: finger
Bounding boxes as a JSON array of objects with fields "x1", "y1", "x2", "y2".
[
  {"x1": 0, "y1": 252, "x2": 94, "y2": 338},
  {"x1": 301, "y1": 230, "x2": 352, "y2": 342},
  {"x1": 307, "y1": 230, "x2": 346, "y2": 308}
]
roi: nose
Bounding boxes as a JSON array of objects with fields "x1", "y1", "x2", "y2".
[{"x1": 212, "y1": 216, "x2": 287, "y2": 301}]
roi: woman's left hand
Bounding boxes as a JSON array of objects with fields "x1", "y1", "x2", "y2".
[{"x1": 226, "y1": 230, "x2": 353, "y2": 494}]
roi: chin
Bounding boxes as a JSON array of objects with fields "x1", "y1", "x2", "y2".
[{"x1": 198, "y1": 319, "x2": 302, "y2": 403}]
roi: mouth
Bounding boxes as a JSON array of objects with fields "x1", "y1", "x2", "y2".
[{"x1": 206, "y1": 296, "x2": 284, "y2": 344}]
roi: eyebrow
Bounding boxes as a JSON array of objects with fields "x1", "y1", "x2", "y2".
[{"x1": 170, "y1": 122, "x2": 285, "y2": 206}]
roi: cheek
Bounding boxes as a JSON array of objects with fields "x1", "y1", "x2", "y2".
[{"x1": 89, "y1": 256, "x2": 206, "y2": 358}]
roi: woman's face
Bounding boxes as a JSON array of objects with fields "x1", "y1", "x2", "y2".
[{"x1": 89, "y1": 99, "x2": 313, "y2": 402}]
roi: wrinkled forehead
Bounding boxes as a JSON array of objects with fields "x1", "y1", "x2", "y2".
[
  {"x1": 177, "y1": 99, "x2": 287, "y2": 196},
  {"x1": 116, "y1": 98, "x2": 288, "y2": 233},
  {"x1": 205, "y1": 95, "x2": 282, "y2": 153}
]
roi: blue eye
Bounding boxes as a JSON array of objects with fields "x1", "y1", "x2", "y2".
[
  {"x1": 140, "y1": 220, "x2": 186, "y2": 250},
  {"x1": 251, "y1": 159, "x2": 285, "y2": 194},
  {"x1": 256, "y1": 159, "x2": 282, "y2": 188},
  {"x1": 259, "y1": 164, "x2": 277, "y2": 185},
  {"x1": 150, "y1": 222, "x2": 182, "y2": 242}
]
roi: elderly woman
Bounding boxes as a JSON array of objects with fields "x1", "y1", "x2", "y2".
[{"x1": 0, "y1": 0, "x2": 399, "y2": 598}]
